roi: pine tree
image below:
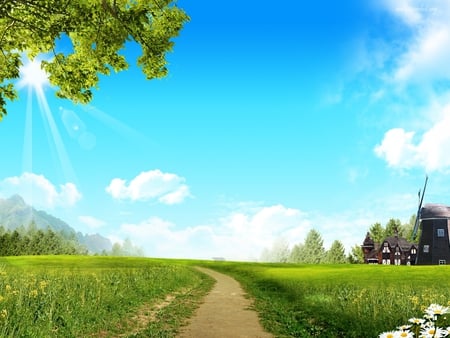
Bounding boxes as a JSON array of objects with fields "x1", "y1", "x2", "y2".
[
  {"x1": 289, "y1": 243, "x2": 305, "y2": 263},
  {"x1": 324, "y1": 240, "x2": 347, "y2": 264},
  {"x1": 302, "y1": 229, "x2": 325, "y2": 264},
  {"x1": 348, "y1": 244, "x2": 364, "y2": 263},
  {"x1": 369, "y1": 222, "x2": 385, "y2": 243}
]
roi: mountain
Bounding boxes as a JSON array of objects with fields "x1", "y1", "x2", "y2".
[
  {"x1": 77, "y1": 232, "x2": 112, "y2": 253},
  {"x1": 0, "y1": 195, "x2": 112, "y2": 253}
]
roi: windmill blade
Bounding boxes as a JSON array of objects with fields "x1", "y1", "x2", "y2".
[{"x1": 412, "y1": 175, "x2": 428, "y2": 240}]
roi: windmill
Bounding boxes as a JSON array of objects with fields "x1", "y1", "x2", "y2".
[{"x1": 412, "y1": 176, "x2": 450, "y2": 265}]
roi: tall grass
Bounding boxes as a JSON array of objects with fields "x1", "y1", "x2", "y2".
[
  {"x1": 203, "y1": 262, "x2": 450, "y2": 337},
  {"x1": 3, "y1": 256, "x2": 448, "y2": 337},
  {"x1": 0, "y1": 256, "x2": 213, "y2": 337}
]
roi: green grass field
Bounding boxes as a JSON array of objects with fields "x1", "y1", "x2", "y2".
[
  {"x1": 200, "y1": 261, "x2": 450, "y2": 337},
  {"x1": 0, "y1": 256, "x2": 214, "y2": 337},
  {"x1": 0, "y1": 256, "x2": 449, "y2": 337}
]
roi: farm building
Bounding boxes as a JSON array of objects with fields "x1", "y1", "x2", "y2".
[
  {"x1": 415, "y1": 203, "x2": 450, "y2": 265},
  {"x1": 361, "y1": 231, "x2": 418, "y2": 265}
]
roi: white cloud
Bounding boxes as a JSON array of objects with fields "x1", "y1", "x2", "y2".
[
  {"x1": 114, "y1": 204, "x2": 311, "y2": 261},
  {"x1": 375, "y1": 107, "x2": 450, "y2": 171},
  {"x1": 394, "y1": 25, "x2": 450, "y2": 84},
  {"x1": 158, "y1": 185, "x2": 190, "y2": 205},
  {"x1": 0, "y1": 172, "x2": 81, "y2": 209},
  {"x1": 105, "y1": 169, "x2": 191, "y2": 205},
  {"x1": 110, "y1": 197, "x2": 418, "y2": 261},
  {"x1": 374, "y1": 128, "x2": 418, "y2": 168},
  {"x1": 78, "y1": 215, "x2": 106, "y2": 229},
  {"x1": 373, "y1": 2, "x2": 450, "y2": 172},
  {"x1": 381, "y1": 0, "x2": 425, "y2": 26},
  {"x1": 376, "y1": 1, "x2": 450, "y2": 87}
]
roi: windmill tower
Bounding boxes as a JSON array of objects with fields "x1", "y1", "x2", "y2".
[{"x1": 412, "y1": 177, "x2": 450, "y2": 265}]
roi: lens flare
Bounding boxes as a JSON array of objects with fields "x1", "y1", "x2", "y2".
[{"x1": 18, "y1": 58, "x2": 49, "y2": 90}]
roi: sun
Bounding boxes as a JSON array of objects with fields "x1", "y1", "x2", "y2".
[
  {"x1": 18, "y1": 55, "x2": 77, "y2": 185},
  {"x1": 18, "y1": 57, "x2": 49, "y2": 90}
]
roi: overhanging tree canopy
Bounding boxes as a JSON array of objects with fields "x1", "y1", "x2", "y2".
[{"x1": 0, "y1": 0, "x2": 189, "y2": 119}]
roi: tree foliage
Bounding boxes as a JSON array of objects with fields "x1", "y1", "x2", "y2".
[
  {"x1": 404, "y1": 214, "x2": 419, "y2": 241},
  {"x1": 0, "y1": 225, "x2": 87, "y2": 256},
  {"x1": 368, "y1": 222, "x2": 384, "y2": 244},
  {"x1": 287, "y1": 229, "x2": 327, "y2": 264},
  {"x1": 263, "y1": 230, "x2": 354, "y2": 264},
  {"x1": 368, "y1": 216, "x2": 418, "y2": 244},
  {"x1": 0, "y1": 0, "x2": 189, "y2": 119},
  {"x1": 301, "y1": 229, "x2": 325, "y2": 264},
  {"x1": 288, "y1": 243, "x2": 305, "y2": 263},
  {"x1": 260, "y1": 238, "x2": 290, "y2": 263},
  {"x1": 109, "y1": 238, "x2": 144, "y2": 257},
  {"x1": 385, "y1": 218, "x2": 403, "y2": 237},
  {"x1": 348, "y1": 244, "x2": 364, "y2": 264},
  {"x1": 324, "y1": 240, "x2": 346, "y2": 264}
]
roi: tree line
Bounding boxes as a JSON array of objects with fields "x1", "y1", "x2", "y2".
[
  {"x1": 261, "y1": 215, "x2": 417, "y2": 264},
  {"x1": 101, "y1": 239, "x2": 144, "y2": 257},
  {"x1": 260, "y1": 229, "x2": 348, "y2": 264},
  {"x1": 0, "y1": 224, "x2": 146, "y2": 257},
  {"x1": 0, "y1": 225, "x2": 87, "y2": 256}
]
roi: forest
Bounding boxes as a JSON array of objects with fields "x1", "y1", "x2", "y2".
[
  {"x1": 0, "y1": 225, "x2": 85, "y2": 256},
  {"x1": 260, "y1": 215, "x2": 418, "y2": 264},
  {"x1": 0, "y1": 224, "x2": 143, "y2": 257}
]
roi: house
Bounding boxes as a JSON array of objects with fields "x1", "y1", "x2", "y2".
[{"x1": 361, "y1": 231, "x2": 418, "y2": 265}]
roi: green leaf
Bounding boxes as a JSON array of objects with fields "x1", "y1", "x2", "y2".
[{"x1": 0, "y1": 0, "x2": 189, "y2": 118}]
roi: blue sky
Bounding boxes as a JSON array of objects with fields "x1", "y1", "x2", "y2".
[{"x1": 1, "y1": 0, "x2": 450, "y2": 260}]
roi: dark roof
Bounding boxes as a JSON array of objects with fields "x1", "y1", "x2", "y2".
[
  {"x1": 365, "y1": 248, "x2": 378, "y2": 259},
  {"x1": 421, "y1": 203, "x2": 450, "y2": 219},
  {"x1": 362, "y1": 232, "x2": 374, "y2": 247},
  {"x1": 383, "y1": 236, "x2": 415, "y2": 251}
]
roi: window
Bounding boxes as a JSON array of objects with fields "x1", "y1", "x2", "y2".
[
  {"x1": 423, "y1": 245, "x2": 429, "y2": 253},
  {"x1": 437, "y1": 228, "x2": 445, "y2": 237},
  {"x1": 411, "y1": 248, "x2": 416, "y2": 254},
  {"x1": 439, "y1": 260, "x2": 446, "y2": 265}
]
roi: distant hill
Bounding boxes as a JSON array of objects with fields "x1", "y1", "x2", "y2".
[
  {"x1": 0, "y1": 195, "x2": 112, "y2": 254},
  {"x1": 77, "y1": 232, "x2": 112, "y2": 254}
]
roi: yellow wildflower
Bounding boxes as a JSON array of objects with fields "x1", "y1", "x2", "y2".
[
  {"x1": 39, "y1": 281, "x2": 48, "y2": 290},
  {"x1": 0, "y1": 309, "x2": 7, "y2": 319},
  {"x1": 409, "y1": 296, "x2": 419, "y2": 306}
]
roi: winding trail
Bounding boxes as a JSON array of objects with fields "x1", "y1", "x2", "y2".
[{"x1": 178, "y1": 267, "x2": 273, "y2": 338}]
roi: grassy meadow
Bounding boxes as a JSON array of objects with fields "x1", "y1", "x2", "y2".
[
  {"x1": 0, "y1": 256, "x2": 214, "y2": 337},
  {"x1": 200, "y1": 262, "x2": 450, "y2": 337},
  {"x1": 0, "y1": 256, "x2": 449, "y2": 337}
]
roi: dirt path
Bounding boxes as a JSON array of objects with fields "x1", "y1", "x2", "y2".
[{"x1": 177, "y1": 267, "x2": 273, "y2": 338}]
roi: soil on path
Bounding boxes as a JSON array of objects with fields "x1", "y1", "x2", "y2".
[{"x1": 177, "y1": 267, "x2": 273, "y2": 338}]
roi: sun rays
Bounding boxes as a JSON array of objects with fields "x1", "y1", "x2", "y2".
[
  {"x1": 18, "y1": 56, "x2": 77, "y2": 184},
  {"x1": 17, "y1": 56, "x2": 150, "y2": 184}
]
